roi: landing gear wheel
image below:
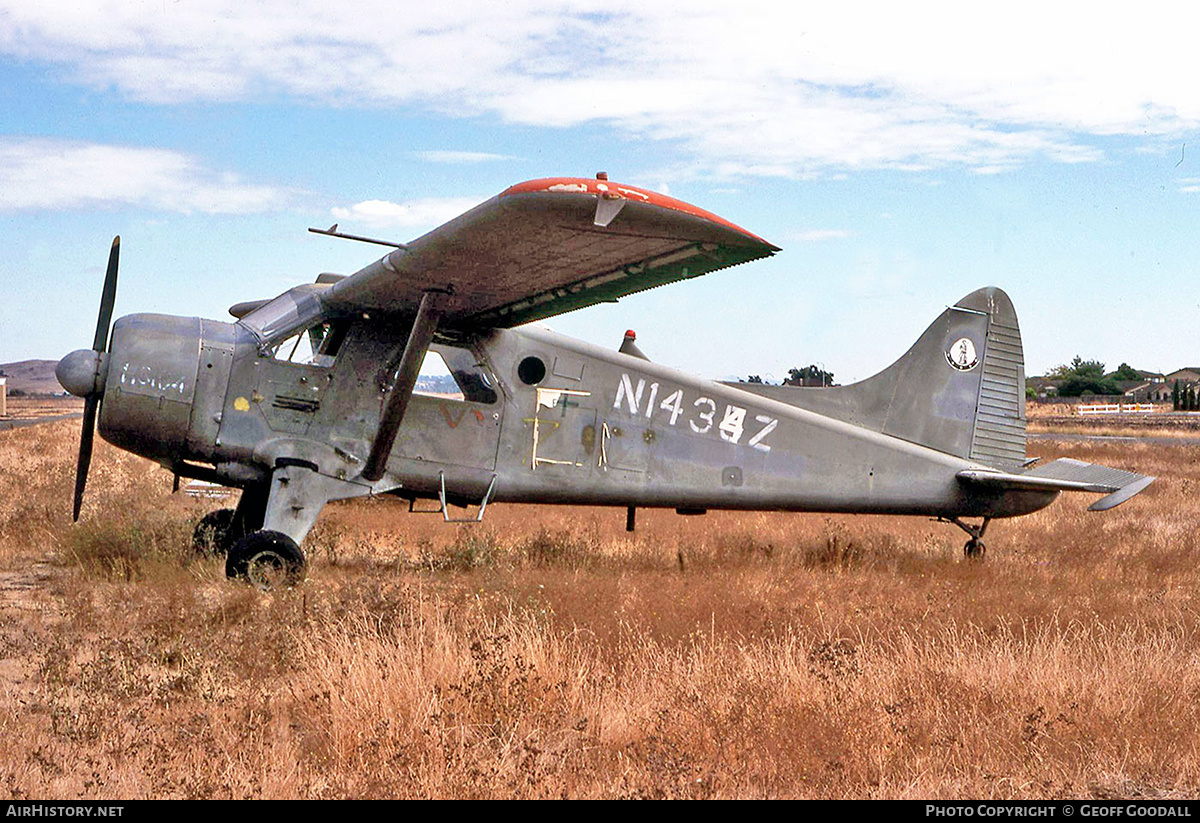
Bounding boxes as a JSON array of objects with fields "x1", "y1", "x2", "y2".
[
  {"x1": 226, "y1": 530, "x2": 306, "y2": 589},
  {"x1": 944, "y1": 517, "x2": 991, "y2": 563},
  {"x1": 192, "y1": 508, "x2": 240, "y2": 555}
]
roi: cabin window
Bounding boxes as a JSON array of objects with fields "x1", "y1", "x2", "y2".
[
  {"x1": 518, "y1": 356, "x2": 546, "y2": 385},
  {"x1": 414, "y1": 351, "x2": 461, "y2": 399},
  {"x1": 414, "y1": 344, "x2": 498, "y2": 404}
]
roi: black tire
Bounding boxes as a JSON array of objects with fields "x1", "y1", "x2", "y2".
[
  {"x1": 192, "y1": 508, "x2": 240, "y2": 555},
  {"x1": 226, "y1": 530, "x2": 306, "y2": 589},
  {"x1": 964, "y1": 539, "x2": 986, "y2": 561}
]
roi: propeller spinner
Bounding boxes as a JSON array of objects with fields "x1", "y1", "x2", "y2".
[{"x1": 55, "y1": 236, "x2": 120, "y2": 521}]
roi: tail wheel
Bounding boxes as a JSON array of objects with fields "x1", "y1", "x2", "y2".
[
  {"x1": 226, "y1": 530, "x2": 306, "y2": 589},
  {"x1": 945, "y1": 517, "x2": 991, "y2": 562},
  {"x1": 964, "y1": 539, "x2": 986, "y2": 560}
]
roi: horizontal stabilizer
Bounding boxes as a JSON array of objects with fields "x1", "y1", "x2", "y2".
[{"x1": 957, "y1": 458, "x2": 1154, "y2": 511}]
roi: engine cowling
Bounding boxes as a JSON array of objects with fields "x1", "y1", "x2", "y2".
[{"x1": 98, "y1": 313, "x2": 204, "y2": 464}]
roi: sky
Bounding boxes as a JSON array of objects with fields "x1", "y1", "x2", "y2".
[{"x1": 1, "y1": 1, "x2": 1198, "y2": 384}]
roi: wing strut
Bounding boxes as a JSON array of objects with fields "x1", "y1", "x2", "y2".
[{"x1": 361, "y1": 290, "x2": 446, "y2": 482}]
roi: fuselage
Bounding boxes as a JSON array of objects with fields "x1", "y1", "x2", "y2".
[{"x1": 88, "y1": 310, "x2": 1057, "y2": 521}]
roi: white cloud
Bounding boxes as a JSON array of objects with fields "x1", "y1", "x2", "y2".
[
  {"x1": 3, "y1": 2, "x2": 1199, "y2": 177},
  {"x1": 330, "y1": 197, "x2": 482, "y2": 230},
  {"x1": 0, "y1": 137, "x2": 290, "y2": 213},
  {"x1": 792, "y1": 229, "x2": 851, "y2": 243},
  {"x1": 412, "y1": 150, "x2": 518, "y2": 164}
]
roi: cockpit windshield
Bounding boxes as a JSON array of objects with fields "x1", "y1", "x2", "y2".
[{"x1": 239, "y1": 284, "x2": 327, "y2": 343}]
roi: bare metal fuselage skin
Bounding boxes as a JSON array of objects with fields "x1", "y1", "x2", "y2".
[{"x1": 96, "y1": 311, "x2": 1056, "y2": 534}]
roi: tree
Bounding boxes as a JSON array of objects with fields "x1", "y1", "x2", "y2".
[
  {"x1": 1058, "y1": 376, "x2": 1122, "y2": 397},
  {"x1": 745, "y1": 375, "x2": 764, "y2": 384},
  {"x1": 784, "y1": 364, "x2": 835, "y2": 387},
  {"x1": 1108, "y1": 362, "x2": 1142, "y2": 381},
  {"x1": 1069, "y1": 356, "x2": 1106, "y2": 378},
  {"x1": 1050, "y1": 355, "x2": 1122, "y2": 397}
]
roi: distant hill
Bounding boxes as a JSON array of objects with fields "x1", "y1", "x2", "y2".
[{"x1": 0, "y1": 360, "x2": 63, "y2": 395}]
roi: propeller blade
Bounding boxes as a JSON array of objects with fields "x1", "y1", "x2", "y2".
[
  {"x1": 74, "y1": 236, "x2": 119, "y2": 521},
  {"x1": 91, "y1": 236, "x2": 119, "y2": 353},
  {"x1": 73, "y1": 395, "x2": 98, "y2": 522}
]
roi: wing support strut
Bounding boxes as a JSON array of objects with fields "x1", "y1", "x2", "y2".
[{"x1": 361, "y1": 290, "x2": 446, "y2": 482}]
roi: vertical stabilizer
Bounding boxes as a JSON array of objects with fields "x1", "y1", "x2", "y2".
[{"x1": 727, "y1": 287, "x2": 1027, "y2": 469}]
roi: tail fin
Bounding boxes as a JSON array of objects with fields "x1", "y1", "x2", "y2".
[{"x1": 732, "y1": 287, "x2": 1027, "y2": 469}]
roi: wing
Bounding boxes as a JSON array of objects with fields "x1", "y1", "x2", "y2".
[
  {"x1": 322, "y1": 177, "x2": 779, "y2": 327},
  {"x1": 957, "y1": 458, "x2": 1155, "y2": 511}
]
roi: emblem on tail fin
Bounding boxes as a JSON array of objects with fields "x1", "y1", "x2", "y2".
[{"x1": 946, "y1": 337, "x2": 979, "y2": 371}]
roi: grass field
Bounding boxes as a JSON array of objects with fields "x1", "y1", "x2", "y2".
[{"x1": 0, "y1": 418, "x2": 1197, "y2": 799}]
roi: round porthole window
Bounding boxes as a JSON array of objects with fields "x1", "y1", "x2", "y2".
[{"x1": 517, "y1": 356, "x2": 547, "y2": 385}]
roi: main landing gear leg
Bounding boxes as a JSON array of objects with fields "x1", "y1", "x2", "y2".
[
  {"x1": 226, "y1": 462, "x2": 346, "y2": 589},
  {"x1": 944, "y1": 516, "x2": 991, "y2": 561},
  {"x1": 191, "y1": 482, "x2": 269, "y2": 556}
]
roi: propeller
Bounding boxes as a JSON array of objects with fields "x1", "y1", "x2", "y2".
[{"x1": 59, "y1": 237, "x2": 119, "y2": 521}]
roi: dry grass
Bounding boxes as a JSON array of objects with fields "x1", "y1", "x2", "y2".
[
  {"x1": 1, "y1": 420, "x2": 1199, "y2": 798},
  {"x1": 1, "y1": 395, "x2": 84, "y2": 419}
]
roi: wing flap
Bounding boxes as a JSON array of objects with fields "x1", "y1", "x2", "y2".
[
  {"x1": 322, "y1": 178, "x2": 778, "y2": 327},
  {"x1": 957, "y1": 458, "x2": 1154, "y2": 511}
]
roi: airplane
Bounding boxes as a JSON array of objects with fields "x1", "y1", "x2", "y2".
[{"x1": 55, "y1": 175, "x2": 1154, "y2": 587}]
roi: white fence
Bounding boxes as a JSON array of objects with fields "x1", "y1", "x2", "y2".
[
  {"x1": 184, "y1": 480, "x2": 233, "y2": 498},
  {"x1": 1078, "y1": 403, "x2": 1156, "y2": 415}
]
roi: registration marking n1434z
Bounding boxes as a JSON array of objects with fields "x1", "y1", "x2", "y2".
[{"x1": 613, "y1": 373, "x2": 776, "y2": 452}]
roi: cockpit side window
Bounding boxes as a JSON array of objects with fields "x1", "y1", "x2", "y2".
[
  {"x1": 270, "y1": 320, "x2": 348, "y2": 368},
  {"x1": 415, "y1": 351, "x2": 463, "y2": 400},
  {"x1": 414, "y1": 344, "x2": 498, "y2": 404}
]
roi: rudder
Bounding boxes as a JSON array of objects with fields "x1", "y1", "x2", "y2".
[{"x1": 963, "y1": 288, "x2": 1025, "y2": 470}]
